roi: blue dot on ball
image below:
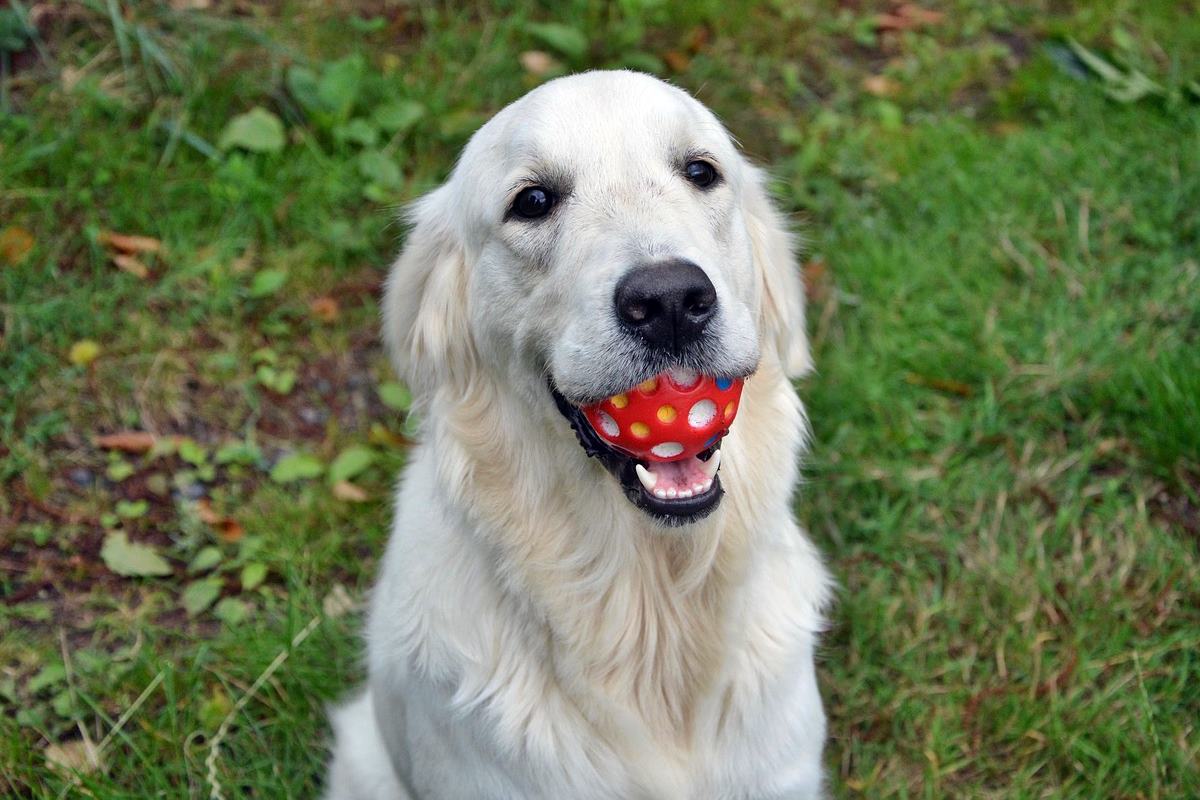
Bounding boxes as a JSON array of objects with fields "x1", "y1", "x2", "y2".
[{"x1": 715, "y1": 377, "x2": 732, "y2": 391}]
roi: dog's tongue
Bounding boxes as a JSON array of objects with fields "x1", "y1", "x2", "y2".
[{"x1": 581, "y1": 369, "x2": 744, "y2": 463}]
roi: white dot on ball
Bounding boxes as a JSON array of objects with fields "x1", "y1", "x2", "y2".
[
  {"x1": 651, "y1": 441, "x2": 684, "y2": 459},
  {"x1": 667, "y1": 367, "x2": 699, "y2": 388},
  {"x1": 688, "y1": 399, "x2": 717, "y2": 428},
  {"x1": 597, "y1": 411, "x2": 619, "y2": 438}
]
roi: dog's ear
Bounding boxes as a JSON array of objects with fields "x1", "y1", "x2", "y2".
[
  {"x1": 741, "y1": 166, "x2": 813, "y2": 378},
  {"x1": 382, "y1": 187, "x2": 476, "y2": 399}
]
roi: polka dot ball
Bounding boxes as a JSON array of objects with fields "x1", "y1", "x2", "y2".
[{"x1": 581, "y1": 370, "x2": 744, "y2": 462}]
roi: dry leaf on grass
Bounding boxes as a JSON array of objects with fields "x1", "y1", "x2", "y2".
[
  {"x1": 876, "y1": 5, "x2": 945, "y2": 31},
  {"x1": 897, "y1": 4, "x2": 945, "y2": 25},
  {"x1": 519, "y1": 50, "x2": 558, "y2": 76},
  {"x1": 215, "y1": 518, "x2": 244, "y2": 543},
  {"x1": 61, "y1": 66, "x2": 85, "y2": 92},
  {"x1": 662, "y1": 50, "x2": 691, "y2": 72},
  {"x1": 112, "y1": 253, "x2": 150, "y2": 279},
  {"x1": 195, "y1": 498, "x2": 221, "y2": 525},
  {"x1": 309, "y1": 296, "x2": 340, "y2": 322},
  {"x1": 685, "y1": 25, "x2": 711, "y2": 54},
  {"x1": 96, "y1": 431, "x2": 157, "y2": 453},
  {"x1": 802, "y1": 259, "x2": 831, "y2": 304},
  {"x1": 332, "y1": 480, "x2": 369, "y2": 503},
  {"x1": 368, "y1": 423, "x2": 412, "y2": 449},
  {"x1": 99, "y1": 231, "x2": 160, "y2": 279},
  {"x1": 862, "y1": 75, "x2": 901, "y2": 97},
  {"x1": 0, "y1": 226, "x2": 35, "y2": 265},
  {"x1": 905, "y1": 372, "x2": 973, "y2": 397},
  {"x1": 195, "y1": 499, "x2": 245, "y2": 541},
  {"x1": 323, "y1": 583, "x2": 357, "y2": 618},
  {"x1": 98, "y1": 230, "x2": 162, "y2": 255},
  {"x1": 45, "y1": 739, "x2": 103, "y2": 775}
]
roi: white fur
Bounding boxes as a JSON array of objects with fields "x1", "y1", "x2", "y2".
[{"x1": 325, "y1": 71, "x2": 831, "y2": 800}]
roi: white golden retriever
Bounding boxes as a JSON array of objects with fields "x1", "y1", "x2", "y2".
[{"x1": 324, "y1": 71, "x2": 832, "y2": 799}]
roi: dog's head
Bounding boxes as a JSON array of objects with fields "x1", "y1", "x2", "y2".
[{"x1": 384, "y1": 71, "x2": 809, "y2": 526}]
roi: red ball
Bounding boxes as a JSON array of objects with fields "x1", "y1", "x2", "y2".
[{"x1": 581, "y1": 370, "x2": 744, "y2": 462}]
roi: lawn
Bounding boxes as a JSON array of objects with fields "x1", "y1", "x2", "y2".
[{"x1": 2, "y1": 1, "x2": 1198, "y2": 797}]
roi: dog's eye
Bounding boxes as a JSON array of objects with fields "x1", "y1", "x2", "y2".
[
  {"x1": 684, "y1": 160, "x2": 718, "y2": 189},
  {"x1": 512, "y1": 186, "x2": 555, "y2": 219}
]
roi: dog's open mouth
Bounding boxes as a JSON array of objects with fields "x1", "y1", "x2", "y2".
[{"x1": 550, "y1": 385, "x2": 725, "y2": 526}]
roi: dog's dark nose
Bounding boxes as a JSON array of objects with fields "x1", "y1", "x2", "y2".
[{"x1": 614, "y1": 259, "x2": 718, "y2": 352}]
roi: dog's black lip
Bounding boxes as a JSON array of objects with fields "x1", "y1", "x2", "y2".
[
  {"x1": 549, "y1": 382, "x2": 724, "y2": 526},
  {"x1": 618, "y1": 457, "x2": 724, "y2": 525}
]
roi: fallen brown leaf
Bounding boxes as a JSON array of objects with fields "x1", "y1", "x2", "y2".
[
  {"x1": 877, "y1": 5, "x2": 944, "y2": 31},
  {"x1": 323, "y1": 583, "x2": 358, "y2": 618},
  {"x1": 905, "y1": 372, "x2": 973, "y2": 397},
  {"x1": 216, "y1": 518, "x2": 244, "y2": 542},
  {"x1": 862, "y1": 74, "x2": 901, "y2": 97},
  {"x1": 662, "y1": 50, "x2": 691, "y2": 72},
  {"x1": 332, "y1": 480, "x2": 369, "y2": 503},
  {"x1": 685, "y1": 25, "x2": 711, "y2": 54},
  {"x1": 61, "y1": 65, "x2": 85, "y2": 92},
  {"x1": 368, "y1": 423, "x2": 412, "y2": 449},
  {"x1": 875, "y1": 13, "x2": 911, "y2": 31},
  {"x1": 195, "y1": 498, "x2": 221, "y2": 525},
  {"x1": 0, "y1": 226, "x2": 35, "y2": 265},
  {"x1": 519, "y1": 50, "x2": 557, "y2": 76},
  {"x1": 194, "y1": 501, "x2": 243, "y2": 544},
  {"x1": 44, "y1": 738, "x2": 102, "y2": 775},
  {"x1": 897, "y1": 4, "x2": 945, "y2": 25},
  {"x1": 112, "y1": 253, "x2": 150, "y2": 279},
  {"x1": 196, "y1": 498, "x2": 244, "y2": 541},
  {"x1": 802, "y1": 259, "x2": 830, "y2": 304},
  {"x1": 309, "y1": 296, "x2": 340, "y2": 323},
  {"x1": 96, "y1": 431, "x2": 157, "y2": 453},
  {"x1": 98, "y1": 230, "x2": 162, "y2": 255}
]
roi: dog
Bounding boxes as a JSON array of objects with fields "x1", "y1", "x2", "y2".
[{"x1": 324, "y1": 70, "x2": 832, "y2": 800}]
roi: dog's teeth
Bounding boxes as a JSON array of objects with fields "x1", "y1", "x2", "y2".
[
  {"x1": 700, "y1": 479, "x2": 712, "y2": 493},
  {"x1": 654, "y1": 488, "x2": 668, "y2": 499},
  {"x1": 635, "y1": 464, "x2": 657, "y2": 491},
  {"x1": 692, "y1": 482, "x2": 706, "y2": 493},
  {"x1": 666, "y1": 488, "x2": 678, "y2": 499},
  {"x1": 678, "y1": 489, "x2": 693, "y2": 499},
  {"x1": 700, "y1": 449, "x2": 721, "y2": 479}
]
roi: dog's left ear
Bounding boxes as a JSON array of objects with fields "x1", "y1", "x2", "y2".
[{"x1": 741, "y1": 166, "x2": 813, "y2": 379}]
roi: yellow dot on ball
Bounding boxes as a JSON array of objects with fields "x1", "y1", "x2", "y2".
[
  {"x1": 638, "y1": 378, "x2": 658, "y2": 393},
  {"x1": 610, "y1": 393, "x2": 629, "y2": 409},
  {"x1": 724, "y1": 401, "x2": 736, "y2": 421},
  {"x1": 657, "y1": 404, "x2": 677, "y2": 423},
  {"x1": 630, "y1": 422, "x2": 650, "y2": 438}
]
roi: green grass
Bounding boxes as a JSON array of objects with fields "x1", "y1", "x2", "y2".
[{"x1": 2, "y1": 1, "x2": 1198, "y2": 797}]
